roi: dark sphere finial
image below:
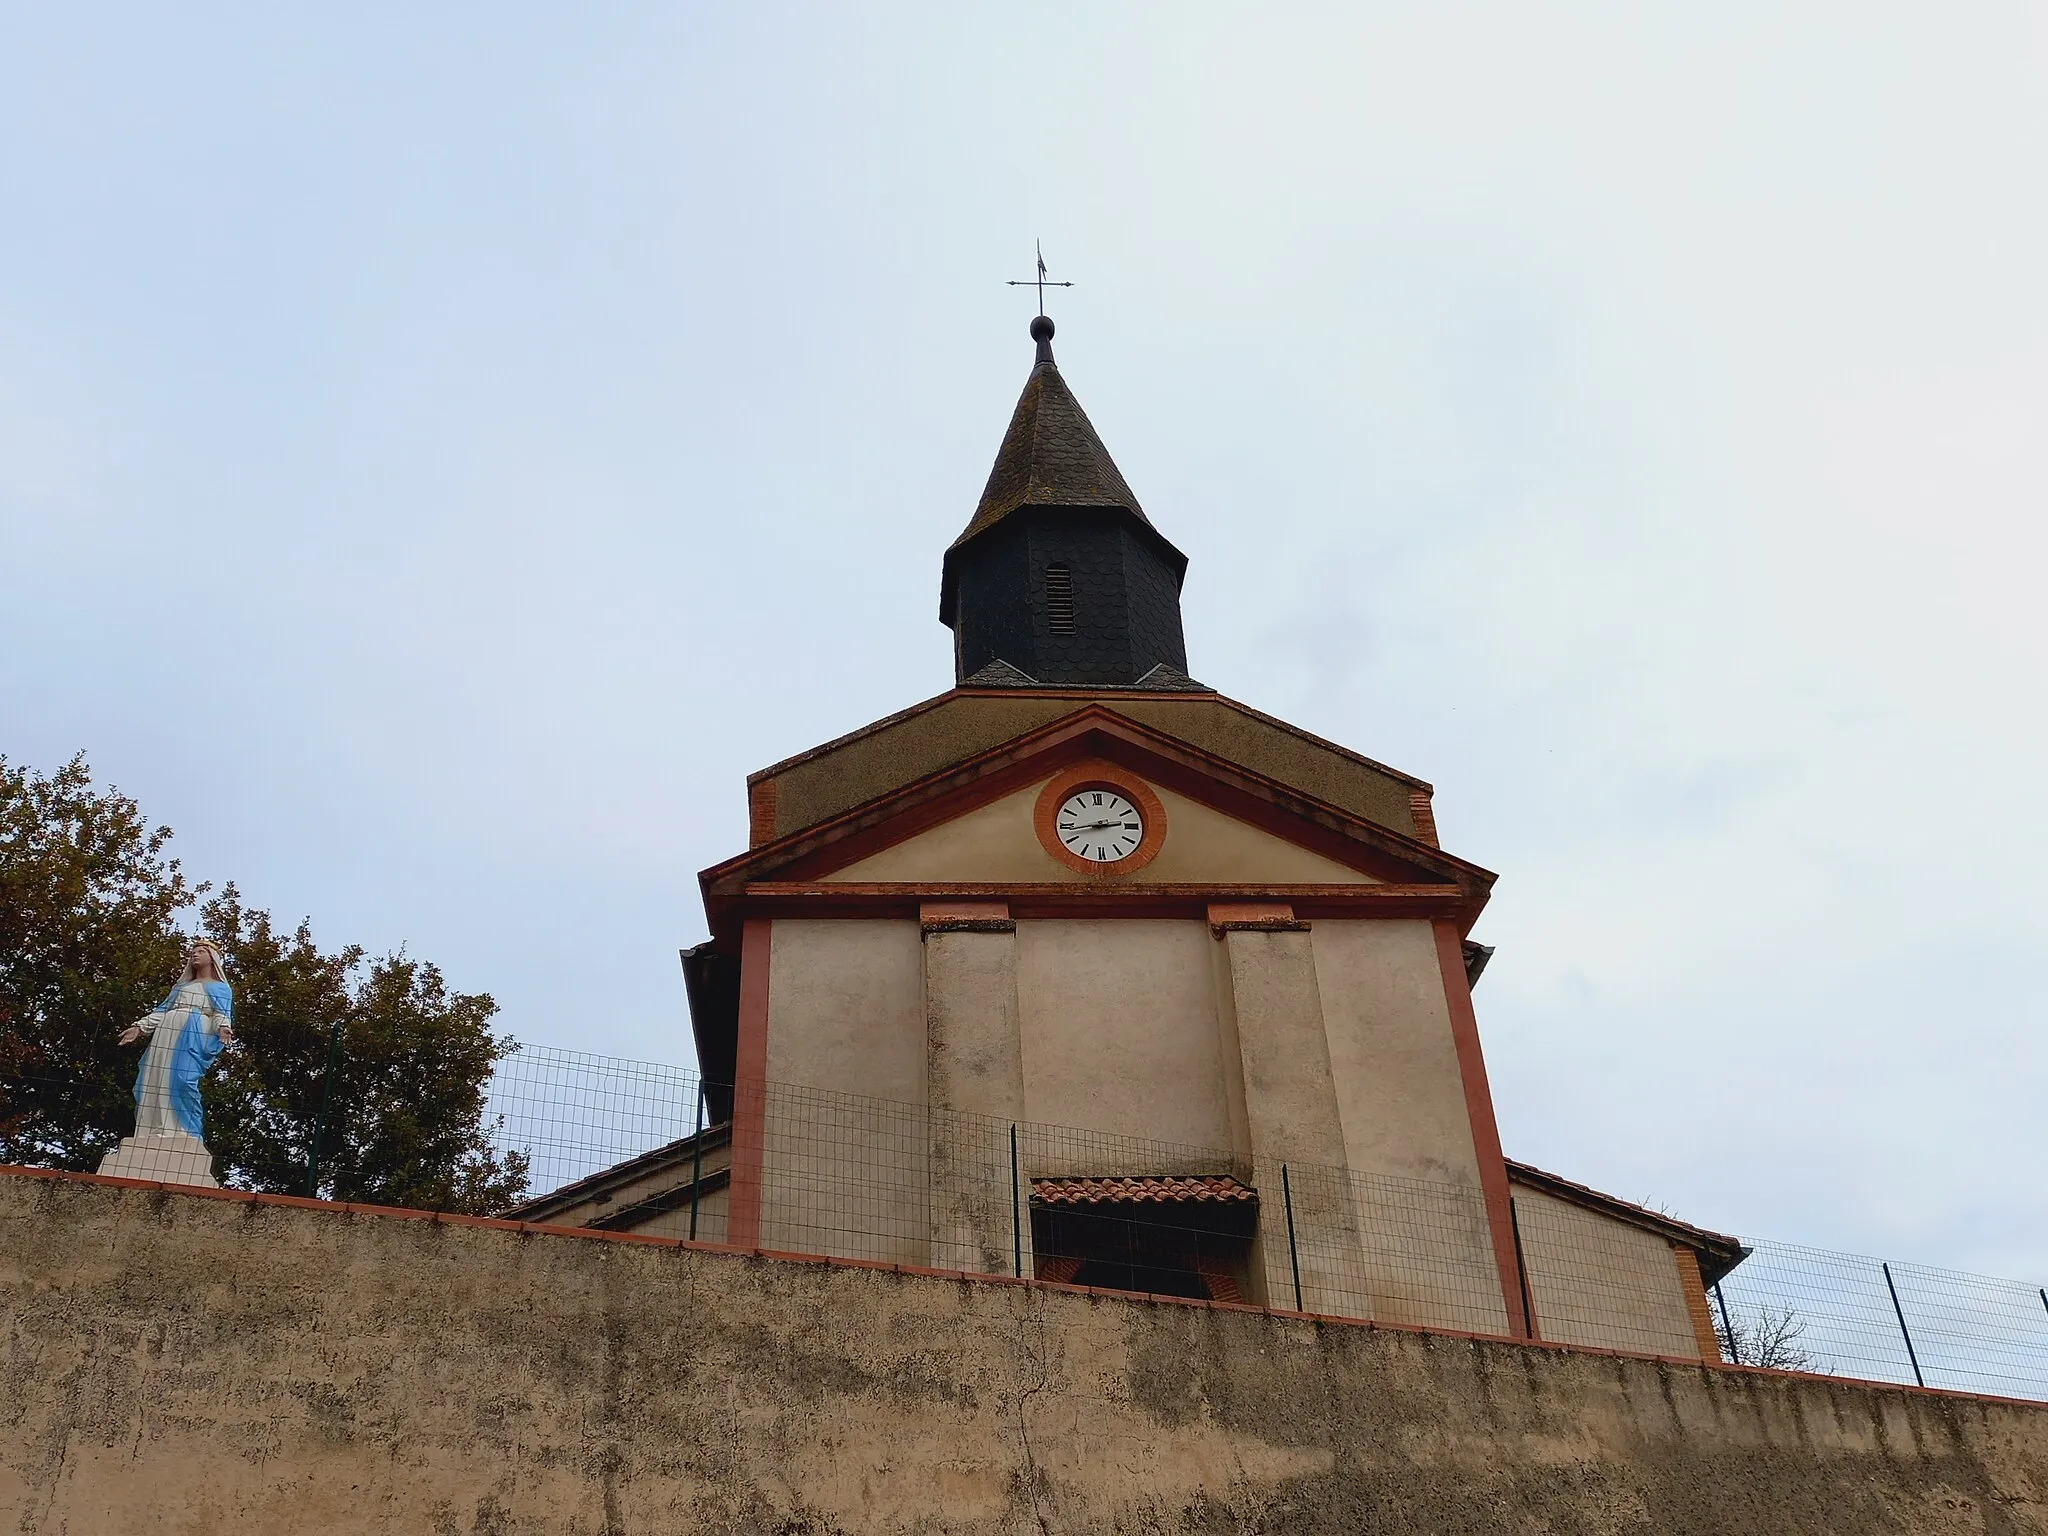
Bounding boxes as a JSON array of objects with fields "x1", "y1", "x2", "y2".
[{"x1": 1030, "y1": 313, "x2": 1056, "y2": 365}]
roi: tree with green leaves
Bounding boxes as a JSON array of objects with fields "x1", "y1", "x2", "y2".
[
  {"x1": 0, "y1": 753, "x2": 191, "y2": 1170},
  {"x1": 0, "y1": 754, "x2": 527, "y2": 1212}
]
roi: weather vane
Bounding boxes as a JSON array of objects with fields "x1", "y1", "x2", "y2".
[{"x1": 1006, "y1": 240, "x2": 1074, "y2": 317}]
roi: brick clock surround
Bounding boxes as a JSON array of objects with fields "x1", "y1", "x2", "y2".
[{"x1": 1032, "y1": 761, "x2": 1168, "y2": 875}]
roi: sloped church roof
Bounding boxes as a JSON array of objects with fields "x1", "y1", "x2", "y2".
[
  {"x1": 952, "y1": 317, "x2": 1153, "y2": 547},
  {"x1": 941, "y1": 317, "x2": 1186, "y2": 626}
]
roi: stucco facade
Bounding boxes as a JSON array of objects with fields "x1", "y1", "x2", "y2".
[
  {"x1": 1512, "y1": 1181, "x2": 1709, "y2": 1359},
  {"x1": 754, "y1": 918, "x2": 929, "y2": 1262},
  {"x1": 1014, "y1": 917, "x2": 1236, "y2": 1149},
  {"x1": 1314, "y1": 918, "x2": 1486, "y2": 1190},
  {"x1": 762, "y1": 918, "x2": 925, "y2": 1102},
  {"x1": 700, "y1": 725, "x2": 1738, "y2": 1352},
  {"x1": 744, "y1": 893, "x2": 1502, "y2": 1319},
  {"x1": 753, "y1": 762, "x2": 1478, "y2": 1189},
  {"x1": 735, "y1": 899, "x2": 1528, "y2": 1330}
]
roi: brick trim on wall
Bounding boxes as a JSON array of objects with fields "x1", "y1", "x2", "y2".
[
  {"x1": 1205, "y1": 900, "x2": 1309, "y2": 938},
  {"x1": 1194, "y1": 1253, "x2": 1245, "y2": 1304},
  {"x1": 725, "y1": 918, "x2": 773, "y2": 1249},
  {"x1": 1409, "y1": 790, "x2": 1440, "y2": 847},
  {"x1": 1433, "y1": 918, "x2": 1531, "y2": 1339},
  {"x1": 1673, "y1": 1245, "x2": 1723, "y2": 1363},
  {"x1": 919, "y1": 900, "x2": 1016, "y2": 935},
  {"x1": 748, "y1": 780, "x2": 779, "y2": 848},
  {"x1": 1036, "y1": 1253, "x2": 1084, "y2": 1284}
]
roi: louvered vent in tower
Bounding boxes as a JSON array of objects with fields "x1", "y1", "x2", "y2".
[{"x1": 1044, "y1": 563, "x2": 1076, "y2": 633}]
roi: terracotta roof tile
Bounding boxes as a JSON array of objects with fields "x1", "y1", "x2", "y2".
[
  {"x1": 1030, "y1": 1174, "x2": 1257, "y2": 1207},
  {"x1": 1506, "y1": 1158, "x2": 1749, "y2": 1285}
]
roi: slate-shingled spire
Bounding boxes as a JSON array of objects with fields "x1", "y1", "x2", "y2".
[{"x1": 942, "y1": 317, "x2": 1196, "y2": 689}]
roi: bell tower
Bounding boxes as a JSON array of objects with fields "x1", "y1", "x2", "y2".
[
  {"x1": 939, "y1": 317, "x2": 1197, "y2": 688},
  {"x1": 655, "y1": 302, "x2": 1752, "y2": 1365}
]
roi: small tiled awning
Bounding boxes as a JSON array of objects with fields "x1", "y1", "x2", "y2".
[{"x1": 1030, "y1": 1174, "x2": 1258, "y2": 1208}]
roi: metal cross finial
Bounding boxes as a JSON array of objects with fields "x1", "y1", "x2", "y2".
[{"x1": 1006, "y1": 240, "x2": 1074, "y2": 317}]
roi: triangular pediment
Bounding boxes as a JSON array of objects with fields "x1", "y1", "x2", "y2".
[
  {"x1": 702, "y1": 707, "x2": 1489, "y2": 899},
  {"x1": 820, "y1": 768, "x2": 1377, "y2": 885}
]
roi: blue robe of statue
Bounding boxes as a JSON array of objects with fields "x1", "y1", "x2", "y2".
[{"x1": 132, "y1": 979, "x2": 233, "y2": 1139}]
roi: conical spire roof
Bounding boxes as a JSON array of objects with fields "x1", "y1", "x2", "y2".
[
  {"x1": 941, "y1": 318, "x2": 1184, "y2": 625},
  {"x1": 949, "y1": 317, "x2": 1161, "y2": 551}
]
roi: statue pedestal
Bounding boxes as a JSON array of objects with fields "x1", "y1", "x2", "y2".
[{"x1": 98, "y1": 1134, "x2": 219, "y2": 1188}]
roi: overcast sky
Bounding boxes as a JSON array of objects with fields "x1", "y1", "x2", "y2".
[{"x1": 4, "y1": 5, "x2": 2044, "y2": 1275}]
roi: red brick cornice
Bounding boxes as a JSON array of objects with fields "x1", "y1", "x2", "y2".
[{"x1": 712, "y1": 881, "x2": 1467, "y2": 929}]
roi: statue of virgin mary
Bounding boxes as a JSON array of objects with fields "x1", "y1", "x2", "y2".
[{"x1": 98, "y1": 939, "x2": 236, "y2": 1187}]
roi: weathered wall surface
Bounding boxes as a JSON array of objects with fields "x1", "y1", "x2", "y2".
[
  {"x1": 758, "y1": 692, "x2": 1425, "y2": 842},
  {"x1": 1512, "y1": 1182, "x2": 1701, "y2": 1360},
  {"x1": 1015, "y1": 917, "x2": 1235, "y2": 1149},
  {"x1": 5, "y1": 1171, "x2": 2047, "y2": 1536},
  {"x1": 763, "y1": 918, "x2": 925, "y2": 1103},
  {"x1": 1314, "y1": 917, "x2": 1487, "y2": 1191}
]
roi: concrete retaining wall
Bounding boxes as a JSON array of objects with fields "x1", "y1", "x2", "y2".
[{"x1": 4, "y1": 1169, "x2": 2046, "y2": 1535}]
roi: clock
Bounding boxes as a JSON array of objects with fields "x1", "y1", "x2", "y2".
[
  {"x1": 1034, "y1": 764, "x2": 1167, "y2": 875},
  {"x1": 1054, "y1": 787, "x2": 1145, "y2": 865}
]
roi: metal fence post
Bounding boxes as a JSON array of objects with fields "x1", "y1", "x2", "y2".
[
  {"x1": 303, "y1": 1017, "x2": 342, "y2": 1198},
  {"x1": 1883, "y1": 1261, "x2": 1926, "y2": 1387},
  {"x1": 1507, "y1": 1194, "x2": 1538, "y2": 1340},
  {"x1": 1281, "y1": 1164, "x2": 1304, "y2": 1312},
  {"x1": 1010, "y1": 1123, "x2": 1023, "y2": 1278},
  {"x1": 687, "y1": 1079, "x2": 705, "y2": 1241},
  {"x1": 1714, "y1": 1282, "x2": 1739, "y2": 1365}
]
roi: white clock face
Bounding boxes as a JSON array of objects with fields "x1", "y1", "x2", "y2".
[{"x1": 1056, "y1": 788, "x2": 1145, "y2": 863}]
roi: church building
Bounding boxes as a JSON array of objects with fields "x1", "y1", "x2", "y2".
[{"x1": 517, "y1": 315, "x2": 1745, "y2": 1361}]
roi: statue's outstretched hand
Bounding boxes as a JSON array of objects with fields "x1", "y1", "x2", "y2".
[
  {"x1": 218, "y1": 1027, "x2": 235, "y2": 1045},
  {"x1": 117, "y1": 1025, "x2": 143, "y2": 1045}
]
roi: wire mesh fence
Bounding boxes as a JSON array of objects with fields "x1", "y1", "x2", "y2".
[
  {"x1": 8, "y1": 1039, "x2": 2048, "y2": 1402},
  {"x1": 1716, "y1": 1241, "x2": 2048, "y2": 1400},
  {"x1": 483, "y1": 1044, "x2": 703, "y2": 1196}
]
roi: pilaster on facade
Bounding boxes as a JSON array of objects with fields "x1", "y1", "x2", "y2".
[
  {"x1": 1209, "y1": 905, "x2": 1373, "y2": 1318},
  {"x1": 922, "y1": 901, "x2": 1029, "y2": 1277}
]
